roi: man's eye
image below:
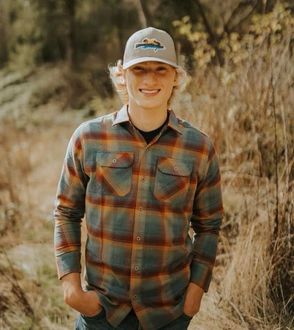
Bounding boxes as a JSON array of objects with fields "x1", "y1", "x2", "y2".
[
  {"x1": 157, "y1": 67, "x2": 168, "y2": 73},
  {"x1": 132, "y1": 67, "x2": 145, "y2": 73}
]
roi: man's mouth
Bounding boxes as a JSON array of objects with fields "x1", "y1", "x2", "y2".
[{"x1": 139, "y1": 89, "x2": 160, "y2": 95}]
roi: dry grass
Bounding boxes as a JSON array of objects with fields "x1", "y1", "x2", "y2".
[
  {"x1": 0, "y1": 95, "x2": 82, "y2": 329},
  {"x1": 175, "y1": 24, "x2": 293, "y2": 329},
  {"x1": 0, "y1": 24, "x2": 293, "y2": 330}
]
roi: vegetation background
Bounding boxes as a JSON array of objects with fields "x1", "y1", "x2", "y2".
[{"x1": 0, "y1": 0, "x2": 293, "y2": 329}]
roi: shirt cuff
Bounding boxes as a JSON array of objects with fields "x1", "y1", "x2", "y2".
[
  {"x1": 55, "y1": 250, "x2": 81, "y2": 280},
  {"x1": 190, "y1": 261, "x2": 212, "y2": 292}
]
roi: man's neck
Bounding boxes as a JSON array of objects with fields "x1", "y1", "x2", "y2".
[{"x1": 127, "y1": 105, "x2": 168, "y2": 132}]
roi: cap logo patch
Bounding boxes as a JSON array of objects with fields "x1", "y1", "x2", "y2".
[{"x1": 135, "y1": 38, "x2": 165, "y2": 52}]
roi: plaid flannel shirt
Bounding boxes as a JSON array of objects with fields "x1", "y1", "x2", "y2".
[{"x1": 54, "y1": 105, "x2": 223, "y2": 330}]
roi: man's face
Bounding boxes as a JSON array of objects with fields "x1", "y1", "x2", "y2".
[{"x1": 124, "y1": 61, "x2": 177, "y2": 112}]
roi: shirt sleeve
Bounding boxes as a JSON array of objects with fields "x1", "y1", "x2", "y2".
[
  {"x1": 53, "y1": 127, "x2": 88, "y2": 279},
  {"x1": 190, "y1": 142, "x2": 223, "y2": 292}
]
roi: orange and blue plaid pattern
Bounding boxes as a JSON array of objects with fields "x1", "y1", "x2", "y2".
[{"x1": 54, "y1": 105, "x2": 223, "y2": 329}]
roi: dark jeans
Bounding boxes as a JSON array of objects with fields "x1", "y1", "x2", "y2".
[{"x1": 75, "y1": 309, "x2": 192, "y2": 330}]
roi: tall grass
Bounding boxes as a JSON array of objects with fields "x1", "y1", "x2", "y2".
[
  {"x1": 175, "y1": 7, "x2": 293, "y2": 328},
  {"x1": 0, "y1": 115, "x2": 77, "y2": 329}
]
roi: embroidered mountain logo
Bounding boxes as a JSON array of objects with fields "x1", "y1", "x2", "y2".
[{"x1": 135, "y1": 38, "x2": 165, "y2": 52}]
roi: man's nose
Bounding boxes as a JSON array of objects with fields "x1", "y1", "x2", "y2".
[{"x1": 143, "y1": 70, "x2": 158, "y2": 83}]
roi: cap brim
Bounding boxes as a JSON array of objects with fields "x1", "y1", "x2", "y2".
[{"x1": 123, "y1": 57, "x2": 178, "y2": 69}]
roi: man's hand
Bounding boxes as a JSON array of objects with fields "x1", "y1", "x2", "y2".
[
  {"x1": 61, "y1": 273, "x2": 102, "y2": 317},
  {"x1": 183, "y1": 282, "x2": 204, "y2": 317}
]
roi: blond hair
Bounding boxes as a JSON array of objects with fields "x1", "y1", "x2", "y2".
[{"x1": 108, "y1": 60, "x2": 188, "y2": 107}]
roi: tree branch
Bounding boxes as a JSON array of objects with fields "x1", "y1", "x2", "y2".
[
  {"x1": 223, "y1": 0, "x2": 258, "y2": 34},
  {"x1": 138, "y1": 0, "x2": 153, "y2": 27},
  {"x1": 194, "y1": 0, "x2": 224, "y2": 66}
]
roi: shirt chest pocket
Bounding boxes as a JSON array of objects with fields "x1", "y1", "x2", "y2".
[
  {"x1": 96, "y1": 152, "x2": 134, "y2": 197},
  {"x1": 154, "y1": 157, "x2": 192, "y2": 205}
]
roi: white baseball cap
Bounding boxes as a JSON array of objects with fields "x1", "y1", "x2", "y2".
[{"x1": 123, "y1": 27, "x2": 178, "y2": 69}]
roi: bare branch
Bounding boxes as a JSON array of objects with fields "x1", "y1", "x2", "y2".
[
  {"x1": 138, "y1": 0, "x2": 153, "y2": 27},
  {"x1": 224, "y1": 0, "x2": 259, "y2": 34},
  {"x1": 194, "y1": 0, "x2": 224, "y2": 66}
]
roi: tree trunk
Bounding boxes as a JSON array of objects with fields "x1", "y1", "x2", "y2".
[
  {"x1": 138, "y1": 0, "x2": 153, "y2": 27},
  {"x1": 64, "y1": 0, "x2": 76, "y2": 68},
  {"x1": 0, "y1": 0, "x2": 9, "y2": 67},
  {"x1": 194, "y1": 0, "x2": 224, "y2": 66}
]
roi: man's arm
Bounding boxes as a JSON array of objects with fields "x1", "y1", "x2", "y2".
[
  {"x1": 61, "y1": 273, "x2": 102, "y2": 316},
  {"x1": 184, "y1": 142, "x2": 223, "y2": 316},
  {"x1": 54, "y1": 129, "x2": 86, "y2": 279},
  {"x1": 183, "y1": 282, "x2": 204, "y2": 316},
  {"x1": 54, "y1": 128, "x2": 101, "y2": 316}
]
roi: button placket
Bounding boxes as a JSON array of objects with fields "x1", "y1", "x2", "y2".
[{"x1": 130, "y1": 149, "x2": 146, "y2": 301}]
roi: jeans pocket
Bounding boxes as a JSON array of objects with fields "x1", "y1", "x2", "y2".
[
  {"x1": 76, "y1": 309, "x2": 106, "y2": 330},
  {"x1": 160, "y1": 313, "x2": 192, "y2": 330},
  {"x1": 82, "y1": 308, "x2": 104, "y2": 320},
  {"x1": 182, "y1": 313, "x2": 193, "y2": 320}
]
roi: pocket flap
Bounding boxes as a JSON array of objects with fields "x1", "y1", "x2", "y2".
[
  {"x1": 97, "y1": 152, "x2": 134, "y2": 168},
  {"x1": 157, "y1": 158, "x2": 192, "y2": 177}
]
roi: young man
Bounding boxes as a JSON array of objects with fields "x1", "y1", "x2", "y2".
[{"x1": 54, "y1": 27, "x2": 223, "y2": 330}]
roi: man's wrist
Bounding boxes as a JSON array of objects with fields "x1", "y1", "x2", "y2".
[
  {"x1": 61, "y1": 272, "x2": 83, "y2": 303},
  {"x1": 188, "y1": 282, "x2": 204, "y2": 292}
]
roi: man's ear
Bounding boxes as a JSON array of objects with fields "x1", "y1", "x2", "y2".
[
  {"x1": 173, "y1": 75, "x2": 179, "y2": 87},
  {"x1": 173, "y1": 68, "x2": 187, "y2": 88},
  {"x1": 121, "y1": 71, "x2": 126, "y2": 85},
  {"x1": 117, "y1": 60, "x2": 126, "y2": 85}
]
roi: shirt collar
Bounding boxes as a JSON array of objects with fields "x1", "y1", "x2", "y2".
[
  {"x1": 112, "y1": 105, "x2": 130, "y2": 126},
  {"x1": 167, "y1": 109, "x2": 183, "y2": 135},
  {"x1": 112, "y1": 105, "x2": 183, "y2": 135}
]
